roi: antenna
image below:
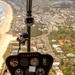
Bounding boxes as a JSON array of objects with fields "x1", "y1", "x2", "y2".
[
  {"x1": 17, "y1": 0, "x2": 34, "y2": 53},
  {"x1": 26, "y1": 0, "x2": 32, "y2": 16},
  {"x1": 25, "y1": 0, "x2": 34, "y2": 52}
]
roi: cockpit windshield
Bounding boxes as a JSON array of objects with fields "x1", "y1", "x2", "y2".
[{"x1": 0, "y1": 0, "x2": 75, "y2": 75}]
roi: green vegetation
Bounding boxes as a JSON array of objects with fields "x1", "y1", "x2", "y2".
[
  {"x1": 49, "y1": 26, "x2": 75, "y2": 41},
  {"x1": 60, "y1": 59, "x2": 72, "y2": 75},
  {"x1": 31, "y1": 22, "x2": 48, "y2": 37},
  {"x1": 22, "y1": 0, "x2": 26, "y2": 6},
  {"x1": 63, "y1": 68, "x2": 71, "y2": 75},
  {"x1": 48, "y1": 26, "x2": 75, "y2": 51},
  {"x1": 31, "y1": 24, "x2": 42, "y2": 37},
  {"x1": 72, "y1": 63, "x2": 75, "y2": 66},
  {"x1": 49, "y1": 26, "x2": 75, "y2": 75},
  {"x1": 43, "y1": 7, "x2": 50, "y2": 12}
]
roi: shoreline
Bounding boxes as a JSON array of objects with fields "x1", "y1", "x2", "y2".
[
  {"x1": 0, "y1": 1, "x2": 16, "y2": 69},
  {"x1": 0, "y1": 0, "x2": 13, "y2": 34}
]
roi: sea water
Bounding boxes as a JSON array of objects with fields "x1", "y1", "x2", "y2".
[{"x1": 0, "y1": 2, "x2": 6, "y2": 24}]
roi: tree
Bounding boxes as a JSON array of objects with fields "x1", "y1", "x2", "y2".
[
  {"x1": 61, "y1": 59, "x2": 64, "y2": 65},
  {"x1": 63, "y1": 67, "x2": 71, "y2": 75}
]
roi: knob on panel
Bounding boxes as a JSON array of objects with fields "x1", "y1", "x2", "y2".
[
  {"x1": 20, "y1": 58, "x2": 28, "y2": 66},
  {"x1": 43, "y1": 58, "x2": 47, "y2": 66},
  {"x1": 15, "y1": 69, "x2": 23, "y2": 75},
  {"x1": 36, "y1": 68, "x2": 45, "y2": 75},
  {"x1": 43, "y1": 57, "x2": 50, "y2": 66}
]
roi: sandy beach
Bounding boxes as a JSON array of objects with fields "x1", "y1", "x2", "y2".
[
  {"x1": 0, "y1": 0, "x2": 13, "y2": 33},
  {"x1": 0, "y1": 1, "x2": 16, "y2": 69}
]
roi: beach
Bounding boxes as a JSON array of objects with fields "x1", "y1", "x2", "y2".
[{"x1": 0, "y1": 1, "x2": 16, "y2": 69}]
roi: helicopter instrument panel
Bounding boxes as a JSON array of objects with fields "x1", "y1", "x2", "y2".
[{"x1": 6, "y1": 52, "x2": 53, "y2": 75}]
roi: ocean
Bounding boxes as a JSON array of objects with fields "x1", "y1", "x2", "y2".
[{"x1": 0, "y1": 2, "x2": 6, "y2": 24}]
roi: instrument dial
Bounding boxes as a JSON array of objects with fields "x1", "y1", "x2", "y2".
[
  {"x1": 36, "y1": 68, "x2": 45, "y2": 75},
  {"x1": 15, "y1": 69, "x2": 23, "y2": 75},
  {"x1": 20, "y1": 58, "x2": 28, "y2": 66},
  {"x1": 43, "y1": 58, "x2": 47, "y2": 66},
  {"x1": 10, "y1": 58, "x2": 18, "y2": 67},
  {"x1": 30, "y1": 58, "x2": 39, "y2": 66},
  {"x1": 43, "y1": 57, "x2": 50, "y2": 66}
]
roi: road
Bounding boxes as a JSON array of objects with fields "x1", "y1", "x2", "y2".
[{"x1": 41, "y1": 24, "x2": 60, "y2": 61}]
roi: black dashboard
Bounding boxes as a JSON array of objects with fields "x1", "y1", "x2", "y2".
[{"x1": 6, "y1": 52, "x2": 53, "y2": 75}]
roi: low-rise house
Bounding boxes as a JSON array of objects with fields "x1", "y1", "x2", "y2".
[
  {"x1": 10, "y1": 50, "x2": 18, "y2": 55},
  {"x1": 32, "y1": 46, "x2": 37, "y2": 51},
  {"x1": 58, "y1": 40, "x2": 64, "y2": 45},
  {"x1": 43, "y1": 28, "x2": 48, "y2": 31},
  {"x1": 70, "y1": 23, "x2": 75, "y2": 30},
  {"x1": 38, "y1": 28, "x2": 42, "y2": 31},
  {"x1": 17, "y1": 15, "x2": 21, "y2": 18},
  {"x1": 36, "y1": 40, "x2": 42, "y2": 44},
  {"x1": 64, "y1": 51, "x2": 73, "y2": 53},
  {"x1": 52, "y1": 39, "x2": 56, "y2": 42},
  {"x1": 56, "y1": 47, "x2": 63, "y2": 53},
  {"x1": 37, "y1": 44, "x2": 44, "y2": 49},
  {"x1": 31, "y1": 40, "x2": 36, "y2": 45},
  {"x1": 72, "y1": 43, "x2": 75, "y2": 45},
  {"x1": 52, "y1": 44, "x2": 61, "y2": 48},
  {"x1": 66, "y1": 53, "x2": 75, "y2": 57},
  {"x1": 65, "y1": 40, "x2": 71, "y2": 43},
  {"x1": 53, "y1": 25, "x2": 58, "y2": 31},
  {"x1": 53, "y1": 66, "x2": 59, "y2": 70},
  {"x1": 56, "y1": 70, "x2": 63, "y2": 75},
  {"x1": 53, "y1": 61, "x2": 60, "y2": 66}
]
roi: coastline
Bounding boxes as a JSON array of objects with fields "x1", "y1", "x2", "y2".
[
  {"x1": 0, "y1": 0, "x2": 13, "y2": 33},
  {"x1": 0, "y1": 1, "x2": 16, "y2": 69}
]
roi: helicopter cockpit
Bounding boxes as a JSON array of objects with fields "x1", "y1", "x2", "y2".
[
  {"x1": 6, "y1": 52, "x2": 53, "y2": 75},
  {"x1": 5, "y1": 0, "x2": 53, "y2": 75}
]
